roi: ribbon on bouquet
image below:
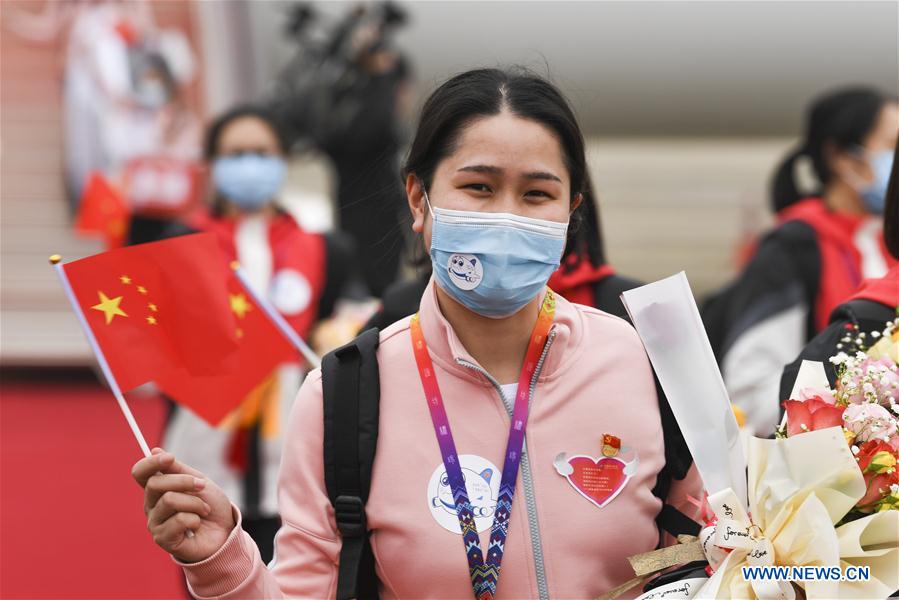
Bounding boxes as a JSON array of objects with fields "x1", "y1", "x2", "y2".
[
  {"x1": 699, "y1": 488, "x2": 794, "y2": 599},
  {"x1": 695, "y1": 427, "x2": 899, "y2": 599}
]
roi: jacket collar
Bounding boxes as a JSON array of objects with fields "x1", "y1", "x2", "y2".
[{"x1": 417, "y1": 278, "x2": 583, "y2": 384}]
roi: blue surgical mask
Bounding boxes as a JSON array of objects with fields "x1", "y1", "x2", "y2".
[
  {"x1": 425, "y1": 191, "x2": 568, "y2": 318},
  {"x1": 859, "y1": 150, "x2": 893, "y2": 215},
  {"x1": 212, "y1": 154, "x2": 286, "y2": 211}
]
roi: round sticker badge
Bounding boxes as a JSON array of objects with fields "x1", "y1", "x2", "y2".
[
  {"x1": 269, "y1": 269, "x2": 312, "y2": 315},
  {"x1": 427, "y1": 454, "x2": 500, "y2": 534},
  {"x1": 446, "y1": 254, "x2": 483, "y2": 290}
]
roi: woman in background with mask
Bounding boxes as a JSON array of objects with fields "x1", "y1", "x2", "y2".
[
  {"x1": 704, "y1": 87, "x2": 898, "y2": 437},
  {"x1": 131, "y1": 69, "x2": 703, "y2": 599},
  {"x1": 780, "y1": 141, "x2": 898, "y2": 401},
  {"x1": 160, "y1": 105, "x2": 348, "y2": 564}
]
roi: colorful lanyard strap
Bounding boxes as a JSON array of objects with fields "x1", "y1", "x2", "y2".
[{"x1": 409, "y1": 290, "x2": 556, "y2": 600}]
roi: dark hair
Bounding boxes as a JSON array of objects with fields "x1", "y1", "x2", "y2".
[
  {"x1": 203, "y1": 104, "x2": 290, "y2": 160},
  {"x1": 402, "y1": 67, "x2": 604, "y2": 267},
  {"x1": 561, "y1": 172, "x2": 606, "y2": 268},
  {"x1": 885, "y1": 141, "x2": 898, "y2": 259},
  {"x1": 771, "y1": 87, "x2": 893, "y2": 213},
  {"x1": 134, "y1": 51, "x2": 177, "y2": 98}
]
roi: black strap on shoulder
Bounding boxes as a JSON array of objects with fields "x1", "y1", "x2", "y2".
[
  {"x1": 655, "y1": 503, "x2": 701, "y2": 537},
  {"x1": 322, "y1": 327, "x2": 381, "y2": 600}
]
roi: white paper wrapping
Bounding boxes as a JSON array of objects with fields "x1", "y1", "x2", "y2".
[{"x1": 621, "y1": 271, "x2": 747, "y2": 507}]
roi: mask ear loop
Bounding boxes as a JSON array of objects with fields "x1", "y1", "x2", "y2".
[{"x1": 420, "y1": 180, "x2": 434, "y2": 218}]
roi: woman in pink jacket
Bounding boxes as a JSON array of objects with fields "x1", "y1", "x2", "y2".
[{"x1": 132, "y1": 68, "x2": 703, "y2": 599}]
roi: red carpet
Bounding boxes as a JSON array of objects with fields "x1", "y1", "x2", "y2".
[{"x1": 1, "y1": 372, "x2": 186, "y2": 599}]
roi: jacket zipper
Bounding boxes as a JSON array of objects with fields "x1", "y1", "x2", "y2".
[{"x1": 455, "y1": 327, "x2": 557, "y2": 600}]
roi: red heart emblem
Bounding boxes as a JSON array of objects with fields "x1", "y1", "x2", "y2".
[{"x1": 560, "y1": 455, "x2": 631, "y2": 508}]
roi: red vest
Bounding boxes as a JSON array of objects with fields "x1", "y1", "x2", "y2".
[
  {"x1": 850, "y1": 265, "x2": 899, "y2": 308},
  {"x1": 779, "y1": 198, "x2": 896, "y2": 331},
  {"x1": 547, "y1": 255, "x2": 616, "y2": 306}
]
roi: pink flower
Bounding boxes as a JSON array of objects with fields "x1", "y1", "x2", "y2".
[
  {"x1": 799, "y1": 387, "x2": 837, "y2": 404},
  {"x1": 783, "y1": 396, "x2": 845, "y2": 437},
  {"x1": 843, "y1": 403, "x2": 898, "y2": 443},
  {"x1": 842, "y1": 357, "x2": 899, "y2": 406},
  {"x1": 889, "y1": 436, "x2": 899, "y2": 452}
]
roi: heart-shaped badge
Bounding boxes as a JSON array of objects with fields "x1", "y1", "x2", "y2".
[{"x1": 554, "y1": 452, "x2": 638, "y2": 508}]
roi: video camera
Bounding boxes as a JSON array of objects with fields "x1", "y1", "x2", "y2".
[{"x1": 270, "y1": 1, "x2": 408, "y2": 150}]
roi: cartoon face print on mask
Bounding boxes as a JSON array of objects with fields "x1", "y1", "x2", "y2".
[
  {"x1": 427, "y1": 454, "x2": 500, "y2": 534},
  {"x1": 447, "y1": 254, "x2": 484, "y2": 290}
]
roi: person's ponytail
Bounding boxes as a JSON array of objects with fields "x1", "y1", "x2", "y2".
[
  {"x1": 771, "y1": 87, "x2": 891, "y2": 214},
  {"x1": 770, "y1": 147, "x2": 807, "y2": 213}
]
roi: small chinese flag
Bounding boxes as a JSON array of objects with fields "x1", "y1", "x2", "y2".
[
  {"x1": 63, "y1": 233, "x2": 295, "y2": 424},
  {"x1": 64, "y1": 233, "x2": 239, "y2": 391},
  {"x1": 75, "y1": 172, "x2": 130, "y2": 249},
  {"x1": 154, "y1": 269, "x2": 296, "y2": 425}
]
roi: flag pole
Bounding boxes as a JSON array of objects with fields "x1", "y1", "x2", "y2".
[
  {"x1": 50, "y1": 255, "x2": 152, "y2": 457},
  {"x1": 231, "y1": 263, "x2": 321, "y2": 368}
]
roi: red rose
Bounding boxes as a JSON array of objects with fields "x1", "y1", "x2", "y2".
[
  {"x1": 856, "y1": 440, "x2": 895, "y2": 470},
  {"x1": 782, "y1": 397, "x2": 845, "y2": 437},
  {"x1": 855, "y1": 440, "x2": 899, "y2": 510}
]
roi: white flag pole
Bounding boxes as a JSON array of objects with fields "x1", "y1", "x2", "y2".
[
  {"x1": 50, "y1": 255, "x2": 151, "y2": 457},
  {"x1": 231, "y1": 263, "x2": 321, "y2": 369}
]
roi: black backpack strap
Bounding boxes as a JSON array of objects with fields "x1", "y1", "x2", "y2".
[
  {"x1": 655, "y1": 503, "x2": 701, "y2": 537},
  {"x1": 322, "y1": 327, "x2": 381, "y2": 600}
]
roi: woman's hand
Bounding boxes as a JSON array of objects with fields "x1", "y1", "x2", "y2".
[{"x1": 132, "y1": 448, "x2": 235, "y2": 563}]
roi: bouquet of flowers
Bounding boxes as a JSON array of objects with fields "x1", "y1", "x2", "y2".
[
  {"x1": 778, "y1": 319, "x2": 899, "y2": 519},
  {"x1": 617, "y1": 273, "x2": 899, "y2": 600}
]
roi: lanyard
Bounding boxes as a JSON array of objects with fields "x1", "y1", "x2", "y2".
[{"x1": 409, "y1": 291, "x2": 556, "y2": 600}]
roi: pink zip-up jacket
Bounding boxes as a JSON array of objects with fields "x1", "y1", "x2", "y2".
[{"x1": 179, "y1": 281, "x2": 703, "y2": 599}]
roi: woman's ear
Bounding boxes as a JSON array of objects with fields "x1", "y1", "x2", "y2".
[
  {"x1": 570, "y1": 192, "x2": 584, "y2": 214},
  {"x1": 406, "y1": 174, "x2": 427, "y2": 233}
]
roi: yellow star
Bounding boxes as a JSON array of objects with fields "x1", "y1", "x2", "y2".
[
  {"x1": 91, "y1": 291, "x2": 128, "y2": 325},
  {"x1": 148, "y1": 303, "x2": 158, "y2": 312},
  {"x1": 119, "y1": 275, "x2": 132, "y2": 285},
  {"x1": 230, "y1": 293, "x2": 252, "y2": 319},
  {"x1": 136, "y1": 285, "x2": 148, "y2": 295},
  {"x1": 146, "y1": 316, "x2": 157, "y2": 325}
]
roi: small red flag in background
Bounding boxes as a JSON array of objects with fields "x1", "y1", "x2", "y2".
[
  {"x1": 75, "y1": 172, "x2": 130, "y2": 249},
  {"x1": 63, "y1": 233, "x2": 295, "y2": 424}
]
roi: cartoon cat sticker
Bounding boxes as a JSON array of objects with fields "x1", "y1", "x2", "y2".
[
  {"x1": 427, "y1": 454, "x2": 500, "y2": 534},
  {"x1": 447, "y1": 254, "x2": 483, "y2": 291}
]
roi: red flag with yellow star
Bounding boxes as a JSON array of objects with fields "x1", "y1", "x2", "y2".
[
  {"x1": 75, "y1": 172, "x2": 130, "y2": 249},
  {"x1": 62, "y1": 233, "x2": 295, "y2": 424},
  {"x1": 63, "y1": 233, "x2": 239, "y2": 391},
  {"x1": 153, "y1": 268, "x2": 297, "y2": 424}
]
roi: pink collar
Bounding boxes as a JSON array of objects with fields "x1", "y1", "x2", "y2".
[{"x1": 416, "y1": 278, "x2": 582, "y2": 384}]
